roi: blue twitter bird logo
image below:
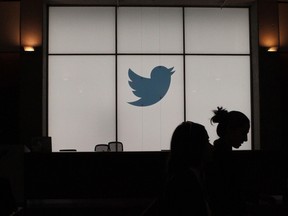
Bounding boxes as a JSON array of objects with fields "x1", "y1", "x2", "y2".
[{"x1": 128, "y1": 66, "x2": 175, "y2": 107}]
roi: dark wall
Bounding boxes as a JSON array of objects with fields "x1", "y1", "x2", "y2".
[
  {"x1": 258, "y1": 50, "x2": 288, "y2": 152},
  {"x1": 0, "y1": 53, "x2": 20, "y2": 145},
  {"x1": 24, "y1": 151, "x2": 287, "y2": 212},
  {"x1": 258, "y1": 49, "x2": 283, "y2": 150},
  {"x1": 257, "y1": 0, "x2": 287, "y2": 152},
  {"x1": 0, "y1": 1, "x2": 20, "y2": 145},
  {"x1": 19, "y1": 49, "x2": 43, "y2": 147},
  {"x1": 279, "y1": 52, "x2": 288, "y2": 156},
  {"x1": 19, "y1": 0, "x2": 43, "y2": 147}
]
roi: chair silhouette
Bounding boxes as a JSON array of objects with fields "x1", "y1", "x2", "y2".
[
  {"x1": 108, "y1": 141, "x2": 123, "y2": 152},
  {"x1": 94, "y1": 144, "x2": 109, "y2": 152}
]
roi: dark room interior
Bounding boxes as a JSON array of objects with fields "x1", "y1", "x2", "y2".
[{"x1": 1, "y1": 0, "x2": 288, "y2": 215}]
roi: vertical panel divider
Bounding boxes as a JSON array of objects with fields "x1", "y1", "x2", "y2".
[
  {"x1": 182, "y1": 7, "x2": 186, "y2": 122},
  {"x1": 115, "y1": 6, "x2": 118, "y2": 143},
  {"x1": 44, "y1": 5, "x2": 50, "y2": 137}
]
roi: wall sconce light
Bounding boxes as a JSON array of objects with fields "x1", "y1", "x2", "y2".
[
  {"x1": 23, "y1": 46, "x2": 35, "y2": 52},
  {"x1": 267, "y1": 46, "x2": 278, "y2": 52}
]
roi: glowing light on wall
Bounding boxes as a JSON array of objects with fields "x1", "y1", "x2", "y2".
[
  {"x1": 21, "y1": 33, "x2": 41, "y2": 48},
  {"x1": 258, "y1": 1, "x2": 279, "y2": 52},
  {"x1": 21, "y1": 0, "x2": 43, "y2": 48},
  {"x1": 261, "y1": 32, "x2": 278, "y2": 45},
  {"x1": 23, "y1": 46, "x2": 35, "y2": 52},
  {"x1": 267, "y1": 46, "x2": 278, "y2": 52}
]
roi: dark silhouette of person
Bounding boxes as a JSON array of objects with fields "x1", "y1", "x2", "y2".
[
  {"x1": 159, "y1": 121, "x2": 212, "y2": 216},
  {"x1": 0, "y1": 177, "x2": 16, "y2": 216},
  {"x1": 207, "y1": 106, "x2": 250, "y2": 216}
]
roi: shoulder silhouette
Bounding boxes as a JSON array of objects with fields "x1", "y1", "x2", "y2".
[
  {"x1": 160, "y1": 121, "x2": 212, "y2": 216},
  {"x1": 207, "y1": 106, "x2": 251, "y2": 216}
]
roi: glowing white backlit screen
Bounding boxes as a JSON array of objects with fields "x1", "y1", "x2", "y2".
[{"x1": 48, "y1": 7, "x2": 251, "y2": 151}]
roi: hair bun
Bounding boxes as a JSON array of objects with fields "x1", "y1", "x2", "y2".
[{"x1": 210, "y1": 106, "x2": 228, "y2": 124}]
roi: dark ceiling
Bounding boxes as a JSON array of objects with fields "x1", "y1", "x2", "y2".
[{"x1": 46, "y1": 0, "x2": 257, "y2": 7}]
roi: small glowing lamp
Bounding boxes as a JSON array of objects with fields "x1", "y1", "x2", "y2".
[
  {"x1": 267, "y1": 47, "x2": 278, "y2": 52},
  {"x1": 23, "y1": 46, "x2": 35, "y2": 52}
]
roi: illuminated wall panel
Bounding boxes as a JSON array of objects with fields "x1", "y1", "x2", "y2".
[
  {"x1": 48, "y1": 56, "x2": 115, "y2": 151},
  {"x1": 185, "y1": 56, "x2": 251, "y2": 150},
  {"x1": 117, "y1": 7, "x2": 183, "y2": 53},
  {"x1": 48, "y1": 6, "x2": 251, "y2": 151},
  {"x1": 117, "y1": 56, "x2": 184, "y2": 151},
  {"x1": 185, "y1": 8, "x2": 250, "y2": 54},
  {"x1": 49, "y1": 7, "x2": 115, "y2": 53}
]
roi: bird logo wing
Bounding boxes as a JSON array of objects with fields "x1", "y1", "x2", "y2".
[{"x1": 128, "y1": 68, "x2": 150, "y2": 98}]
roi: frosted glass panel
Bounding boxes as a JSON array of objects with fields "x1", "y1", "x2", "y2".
[
  {"x1": 185, "y1": 8, "x2": 250, "y2": 54},
  {"x1": 48, "y1": 56, "x2": 115, "y2": 151},
  {"x1": 186, "y1": 56, "x2": 251, "y2": 150},
  {"x1": 118, "y1": 56, "x2": 184, "y2": 151},
  {"x1": 118, "y1": 7, "x2": 183, "y2": 53},
  {"x1": 49, "y1": 7, "x2": 115, "y2": 53},
  {"x1": 47, "y1": 6, "x2": 253, "y2": 151}
]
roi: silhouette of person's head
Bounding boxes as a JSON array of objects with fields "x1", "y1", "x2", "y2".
[
  {"x1": 210, "y1": 107, "x2": 250, "y2": 149},
  {"x1": 169, "y1": 121, "x2": 210, "y2": 173}
]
